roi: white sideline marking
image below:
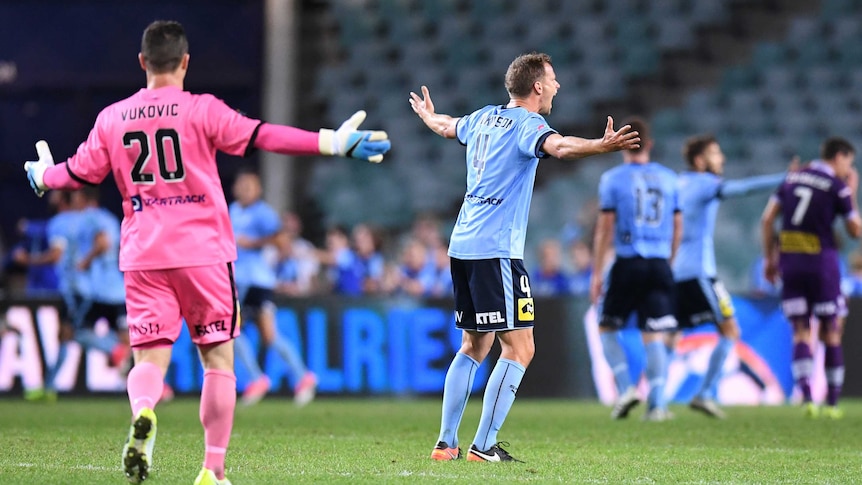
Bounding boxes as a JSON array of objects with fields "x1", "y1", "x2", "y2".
[{"x1": 9, "y1": 462, "x2": 113, "y2": 473}]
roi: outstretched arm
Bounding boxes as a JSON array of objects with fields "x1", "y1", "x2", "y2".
[
  {"x1": 542, "y1": 116, "x2": 640, "y2": 160},
  {"x1": 409, "y1": 86, "x2": 459, "y2": 139},
  {"x1": 254, "y1": 110, "x2": 390, "y2": 163},
  {"x1": 719, "y1": 173, "x2": 787, "y2": 199}
]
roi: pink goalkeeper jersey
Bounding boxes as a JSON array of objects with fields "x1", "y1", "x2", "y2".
[{"x1": 65, "y1": 86, "x2": 260, "y2": 271}]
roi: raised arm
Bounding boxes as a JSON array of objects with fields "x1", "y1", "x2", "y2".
[
  {"x1": 542, "y1": 116, "x2": 640, "y2": 160},
  {"x1": 760, "y1": 198, "x2": 781, "y2": 284},
  {"x1": 409, "y1": 85, "x2": 459, "y2": 139}
]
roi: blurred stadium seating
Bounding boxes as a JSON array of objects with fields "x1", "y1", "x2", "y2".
[
  {"x1": 3, "y1": 1, "x2": 860, "y2": 292},
  {"x1": 311, "y1": 0, "x2": 862, "y2": 289}
]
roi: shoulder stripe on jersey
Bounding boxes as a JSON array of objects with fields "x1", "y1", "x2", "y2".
[
  {"x1": 535, "y1": 130, "x2": 557, "y2": 159},
  {"x1": 455, "y1": 117, "x2": 467, "y2": 146},
  {"x1": 66, "y1": 163, "x2": 97, "y2": 186},
  {"x1": 243, "y1": 121, "x2": 264, "y2": 158}
]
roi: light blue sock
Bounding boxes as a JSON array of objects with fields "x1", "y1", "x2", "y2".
[
  {"x1": 645, "y1": 340, "x2": 668, "y2": 411},
  {"x1": 45, "y1": 342, "x2": 69, "y2": 391},
  {"x1": 271, "y1": 334, "x2": 308, "y2": 383},
  {"x1": 698, "y1": 336, "x2": 733, "y2": 400},
  {"x1": 234, "y1": 334, "x2": 264, "y2": 380},
  {"x1": 600, "y1": 331, "x2": 631, "y2": 394},
  {"x1": 473, "y1": 358, "x2": 526, "y2": 452},
  {"x1": 74, "y1": 328, "x2": 118, "y2": 354},
  {"x1": 438, "y1": 352, "x2": 479, "y2": 448}
]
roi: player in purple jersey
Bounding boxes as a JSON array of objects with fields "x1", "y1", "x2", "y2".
[{"x1": 761, "y1": 137, "x2": 861, "y2": 419}]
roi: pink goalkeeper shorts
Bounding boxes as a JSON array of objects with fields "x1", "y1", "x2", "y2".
[{"x1": 125, "y1": 262, "x2": 240, "y2": 348}]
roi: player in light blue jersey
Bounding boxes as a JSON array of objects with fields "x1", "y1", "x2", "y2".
[
  {"x1": 29, "y1": 189, "x2": 132, "y2": 402},
  {"x1": 673, "y1": 134, "x2": 788, "y2": 419},
  {"x1": 410, "y1": 52, "x2": 640, "y2": 461},
  {"x1": 229, "y1": 170, "x2": 317, "y2": 407},
  {"x1": 591, "y1": 117, "x2": 682, "y2": 422},
  {"x1": 75, "y1": 188, "x2": 131, "y2": 368},
  {"x1": 24, "y1": 191, "x2": 79, "y2": 401}
]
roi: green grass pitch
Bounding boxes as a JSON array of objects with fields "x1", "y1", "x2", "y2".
[{"x1": 1, "y1": 397, "x2": 861, "y2": 484}]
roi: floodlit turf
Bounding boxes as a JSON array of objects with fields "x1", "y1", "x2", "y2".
[{"x1": 1, "y1": 397, "x2": 861, "y2": 484}]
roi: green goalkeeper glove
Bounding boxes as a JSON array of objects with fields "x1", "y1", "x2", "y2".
[{"x1": 319, "y1": 110, "x2": 390, "y2": 163}]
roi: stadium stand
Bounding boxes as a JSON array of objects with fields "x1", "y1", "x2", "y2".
[{"x1": 307, "y1": 0, "x2": 847, "y2": 290}]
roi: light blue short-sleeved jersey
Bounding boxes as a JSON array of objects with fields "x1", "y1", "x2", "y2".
[
  {"x1": 82, "y1": 207, "x2": 126, "y2": 303},
  {"x1": 449, "y1": 105, "x2": 557, "y2": 260},
  {"x1": 674, "y1": 171, "x2": 722, "y2": 280},
  {"x1": 47, "y1": 211, "x2": 82, "y2": 297},
  {"x1": 598, "y1": 162, "x2": 680, "y2": 259},
  {"x1": 230, "y1": 200, "x2": 281, "y2": 289},
  {"x1": 674, "y1": 171, "x2": 786, "y2": 280}
]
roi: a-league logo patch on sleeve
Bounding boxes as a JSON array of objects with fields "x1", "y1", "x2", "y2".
[{"x1": 517, "y1": 298, "x2": 535, "y2": 321}]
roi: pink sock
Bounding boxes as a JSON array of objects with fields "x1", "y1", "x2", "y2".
[
  {"x1": 201, "y1": 369, "x2": 236, "y2": 480},
  {"x1": 127, "y1": 362, "x2": 164, "y2": 416}
]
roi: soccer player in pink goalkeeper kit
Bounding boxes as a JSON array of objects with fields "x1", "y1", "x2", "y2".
[{"x1": 23, "y1": 20, "x2": 390, "y2": 485}]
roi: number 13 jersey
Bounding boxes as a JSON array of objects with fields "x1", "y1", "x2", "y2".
[{"x1": 598, "y1": 161, "x2": 680, "y2": 259}]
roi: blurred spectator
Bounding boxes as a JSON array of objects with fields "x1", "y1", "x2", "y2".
[
  {"x1": 10, "y1": 217, "x2": 59, "y2": 296},
  {"x1": 427, "y1": 244, "x2": 453, "y2": 298},
  {"x1": 352, "y1": 223, "x2": 386, "y2": 294},
  {"x1": 410, "y1": 212, "x2": 445, "y2": 252},
  {"x1": 531, "y1": 238, "x2": 570, "y2": 296},
  {"x1": 281, "y1": 211, "x2": 321, "y2": 293},
  {"x1": 273, "y1": 230, "x2": 315, "y2": 297},
  {"x1": 387, "y1": 238, "x2": 433, "y2": 297},
  {"x1": 320, "y1": 224, "x2": 385, "y2": 296},
  {"x1": 320, "y1": 225, "x2": 352, "y2": 294},
  {"x1": 567, "y1": 239, "x2": 593, "y2": 297}
]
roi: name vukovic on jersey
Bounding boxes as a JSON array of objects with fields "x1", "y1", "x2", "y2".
[
  {"x1": 65, "y1": 86, "x2": 261, "y2": 271},
  {"x1": 120, "y1": 103, "x2": 180, "y2": 121}
]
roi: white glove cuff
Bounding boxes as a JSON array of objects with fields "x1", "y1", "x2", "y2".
[{"x1": 318, "y1": 128, "x2": 336, "y2": 156}]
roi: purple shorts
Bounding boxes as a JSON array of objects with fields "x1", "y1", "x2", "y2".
[{"x1": 780, "y1": 256, "x2": 844, "y2": 319}]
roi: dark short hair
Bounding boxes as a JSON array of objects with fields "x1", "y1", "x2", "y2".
[
  {"x1": 622, "y1": 116, "x2": 650, "y2": 153},
  {"x1": 235, "y1": 166, "x2": 260, "y2": 178},
  {"x1": 141, "y1": 20, "x2": 188, "y2": 74},
  {"x1": 820, "y1": 136, "x2": 855, "y2": 160},
  {"x1": 505, "y1": 52, "x2": 552, "y2": 98},
  {"x1": 682, "y1": 134, "x2": 717, "y2": 167},
  {"x1": 80, "y1": 185, "x2": 100, "y2": 201}
]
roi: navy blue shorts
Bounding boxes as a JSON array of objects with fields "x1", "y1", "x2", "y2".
[
  {"x1": 240, "y1": 286, "x2": 275, "y2": 320},
  {"x1": 451, "y1": 257, "x2": 535, "y2": 332},
  {"x1": 79, "y1": 301, "x2": 127, "y2": 330},
  {"x1": 599, "y1": 256, "x2": 677, "y2": 332},
  {"x1": 675, "y1": 277, "x2": 735, "y2": 329}
]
